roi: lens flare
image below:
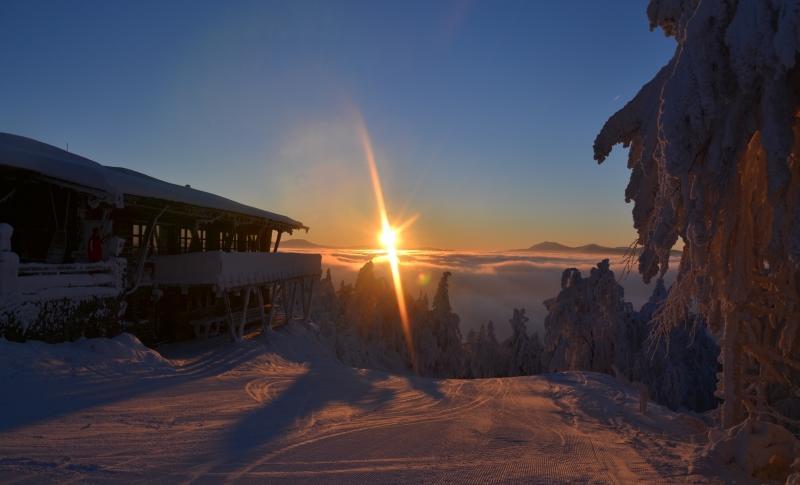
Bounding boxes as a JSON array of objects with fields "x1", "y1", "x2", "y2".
[
  {"x1": 356, "y1": 116, "x2": 416, "y2": 366},
  {"x1": 379, "y1": 227, "x2": 398, "y2": 249}
]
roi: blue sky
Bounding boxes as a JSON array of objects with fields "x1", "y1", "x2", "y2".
[{"x1": 0, "y1": 1, "x2": 674, "y2": 249}]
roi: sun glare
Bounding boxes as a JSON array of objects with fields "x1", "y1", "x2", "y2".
[
  {"x1": 357, "y1": 114, "x2": 417, "y2": 367},
  {"x1": 379, "y1": 226, "x2": 398, "y2": 250}
]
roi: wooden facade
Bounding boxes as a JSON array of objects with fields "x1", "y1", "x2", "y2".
[{"x1": 0, "y1": 134, "x2": 320, "y2": 344}]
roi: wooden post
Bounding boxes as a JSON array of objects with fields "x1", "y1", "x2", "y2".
[
  {"x1": 223, "y1": 291, "x2": 236, "y2": 342},
  {"x1": 287, "y1": 279, "x2": 298, "y2": 322},
  {"x1": 238, "y1": 286, "x2": 251, "y2": 341},
  {"x1": 266, "y1": 282, "x2": 279, "y2": 330},
  {"x1": 257, "y1": 285, "x2": 268, "y2": 335},
  {"x1": 281, "y1": 281, "x2": 290, "y2": 319},
  {"x1": 302, "y1": 276, "x2": 314, "y2": 322},
  {"x1": 128, "y1": 206, "x2": 167, "y2": 292},
  {"x1": 264, "y1": 227, "x2": 273, "y2": 253},
  {"x1": 273, "y1": 231, "x2": 282, "y2": 252}
]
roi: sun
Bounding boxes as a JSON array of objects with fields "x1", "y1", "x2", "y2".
[{"x1": 379, "y1": 226, "x2": 398, "y2": 250}]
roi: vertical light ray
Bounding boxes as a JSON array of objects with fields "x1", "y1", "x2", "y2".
[{"x1": 355, "y1": 117, "x2": 415, "y2": 366}]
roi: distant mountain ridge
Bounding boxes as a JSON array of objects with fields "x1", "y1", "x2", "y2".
[
  {"x1": 280, "y1": 238, "x2": 325, "y2": 249},
  {"x1": 525, "y1": 241, "x2": 631, "y2": 254},
  {"x1": 518, "y1": 241, "x2": 681, "y2": 257}
]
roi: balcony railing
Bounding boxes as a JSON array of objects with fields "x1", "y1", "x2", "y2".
[
  {"x1": 151, "y1": 251, "x2": 321, "y2": 290},
  {"x1": 16, "y1": 259, "x2": 126, "y2": 303}
]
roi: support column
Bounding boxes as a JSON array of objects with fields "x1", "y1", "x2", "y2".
[
  {"x1": 302, "y1": 276, "x2": 315, "y2": 322},
  {"x1": 257, "y1": 285, "x2": 268, "y2": 336},
  {"x1": 287, "y1": 279, "x2": 298, "y2": 322},
  {"x1": 266, "y1": 282, "x2": 279, "y2": 330},
  {"x1": 223, "y1": 291, "x2": 236, "y2": 342},
  {"x1": 238, "y1": 286, "x2": 251, "y2": 341},
  {"x1": 273, "y1": 231, "x2": 282, "y2": 252},
  {"x1": 263, "y1": 228, "x2": 273, "y2": 253}
]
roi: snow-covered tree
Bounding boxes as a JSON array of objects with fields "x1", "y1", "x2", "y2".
[
  {"x1": 484, "y1": 320, "x2": 503, "y2": 376},
  {"x1": 541, "y1": 260, "x2": 640, "y2": 379},
  {"x1": 322, "y1": 264, "x2": 468, "y2": 378},
  {"x1": 541, "y1": 261, "x2": 718, "y2": 412},
  {"x1": 310, "y1": 269, "x2": 340, "y2": 338},
  {"x1": 465, "y1": 321, "x2": 506, "y2": 378},
  {"x1": 504, "y1": 308, "x2": 542, "y2": 376},
  {"x1": 326, "y1": 262, "x2": 411, "y2": 372},
  {"x1": 594, "y1": 0, "x2": 800, "y2": 430},
  {"x1": 634, "y1": 279, "x2": 719, "y2": 412},
  {"x1": 426, "y1": 272, "x2": 465, "y2": 377}
]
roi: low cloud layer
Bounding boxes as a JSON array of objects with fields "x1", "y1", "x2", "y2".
[{"x1": 292, "y1": 248, "x2": 676, "y2": 340}]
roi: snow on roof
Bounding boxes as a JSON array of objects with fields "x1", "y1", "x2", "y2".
[
  {"x1": 0, "y1": 133, "x2": 121, "y2": 204},
  {"x1": 0, "y1": 133, "x2": 305, "y2": 229}
]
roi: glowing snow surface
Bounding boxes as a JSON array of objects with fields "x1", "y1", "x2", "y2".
[{"x1": 0, "y1": 327, "x2": 727, "y2": 483}]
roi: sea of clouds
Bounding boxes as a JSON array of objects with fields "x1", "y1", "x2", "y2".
[{"x1": 289, "y1": 248, "x2": 676, "y2": 340}]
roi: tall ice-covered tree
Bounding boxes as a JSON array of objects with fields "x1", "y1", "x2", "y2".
[{"x1": 594, "y1": 0, "x2": 800, "y2": 430}]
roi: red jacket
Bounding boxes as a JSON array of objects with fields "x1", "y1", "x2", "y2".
[{"x1": 88, "y1": 235, "x2": 103, "y2": 262}]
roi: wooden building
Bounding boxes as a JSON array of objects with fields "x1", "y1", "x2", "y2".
[{"x1": 0, "y1": 133, "x2": 321, "y2": 343}]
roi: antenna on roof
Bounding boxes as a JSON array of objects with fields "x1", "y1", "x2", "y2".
[{"x1": 66, "y1": 142, "x2": 69, "y2": 152}]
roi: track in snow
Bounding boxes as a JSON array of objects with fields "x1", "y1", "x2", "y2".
[{"x1": 0, "y1": 326, "x2": 720, "y2": 483}]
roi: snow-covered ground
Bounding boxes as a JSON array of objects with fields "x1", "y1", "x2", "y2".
[{"x1": 1, "y1": 326, "x2": 735, "y2": 483}]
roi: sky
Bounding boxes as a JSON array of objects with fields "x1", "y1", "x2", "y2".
[{"x1": 0, "y1": 1, "x2": 675, "y2": 250}]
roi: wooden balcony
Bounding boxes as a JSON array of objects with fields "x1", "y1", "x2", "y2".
[{"x1": 151, "y1": 251, "x2": 321, "y2": 291}]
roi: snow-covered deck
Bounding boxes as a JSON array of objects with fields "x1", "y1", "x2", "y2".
[
  {"x1": 152, "y1": 251, "x2": 321, "y2": 290},
  {"x1": 16, "y1": 259, "x2": 126, "y2": 303}
]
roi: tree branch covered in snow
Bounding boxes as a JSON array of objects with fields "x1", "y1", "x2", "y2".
[{"x1": 595, "y1": 0, "x2": 800, "y2": 432}]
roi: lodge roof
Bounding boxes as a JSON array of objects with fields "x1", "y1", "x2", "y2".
[{"x1": 0, "y1": 132, "x2": 306, "y2": 231}]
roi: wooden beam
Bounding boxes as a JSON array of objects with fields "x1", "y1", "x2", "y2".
[
  {"x1": 124, "y1": 195, "x2": 302, "y2": 234},
  {"x1": 273, "y1": 231, "x2": 282, "y2": 252}
]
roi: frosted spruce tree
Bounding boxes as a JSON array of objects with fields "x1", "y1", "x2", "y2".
[
  {"x1": 310, "y1": 269, "x2": 340, "y2": 339},
  {"x1": 594, "y1": 0, "x2": 800, "y2": 430},
  {"x1": 634, "y1": 279, "x2": 720, "y2": 412},
  {"x1": 541, "y1": 260, "x2": 640, "y2": 379},
  {"x1": 428, "y1": 272, "x2": 465, "y2": 377},
  {"x1": 504, "y1": 308, "x2": 543, "y2": 376},
  {"x1": 465, "y1": 321, "x2": 504, "y2": 378}
]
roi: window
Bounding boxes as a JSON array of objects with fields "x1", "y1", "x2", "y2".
[
  {"x1": 132, "y1": 224, "x2": 147, "y2": 249},
  {"x1": 179, "y1": 228, "x2": 193, "y2": 253},
  {"x1": 197, "y1": 229, "x2": 207, "y2": 251},
  {"x1": 246, "y1": 234, "x2": 258, "y2": 252},
  {"x1": 149, "y1": 225, "x2": 163, "y2": 254},
  {"x1": 219, "y1": 232, "x2": 238, "y2": 251},
  {"x1": 154, "y1": 225, "x2": 172, "y2": 254}
]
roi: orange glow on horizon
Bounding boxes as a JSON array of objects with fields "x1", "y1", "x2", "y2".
[{"x1": 357, "y1": 116, "x2": 416, "y2": 367}]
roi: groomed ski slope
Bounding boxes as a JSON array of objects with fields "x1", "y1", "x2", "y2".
[{"x1": 0, "y1": 325, "x2": 729, "y2": 483}]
